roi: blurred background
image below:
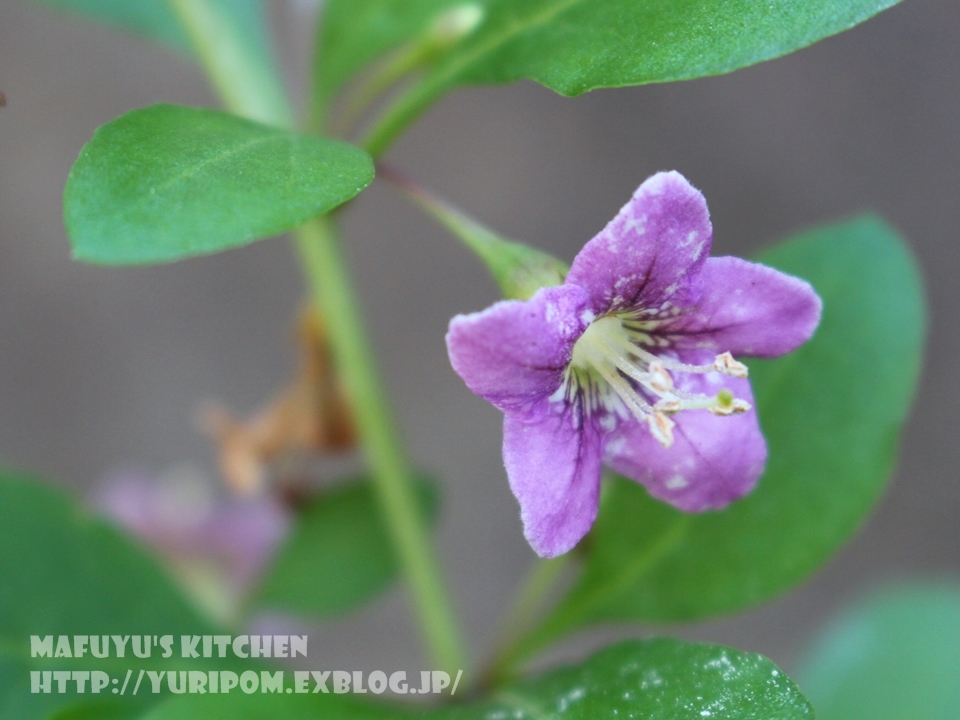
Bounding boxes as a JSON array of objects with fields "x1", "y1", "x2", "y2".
[{"x1": 0, "y1": 0, "x2": 957, "y2": 677}]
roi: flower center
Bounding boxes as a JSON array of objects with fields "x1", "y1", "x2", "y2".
[{"x1": 561, "y1": 313, "x2": 751, "y2": 448}]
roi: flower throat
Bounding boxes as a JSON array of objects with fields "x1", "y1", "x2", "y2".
[{"x1": 561, "y1": 313, "x2": 751, "y2": 447}]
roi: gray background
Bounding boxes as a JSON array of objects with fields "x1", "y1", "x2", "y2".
[{"x1": 0, "y1": 0, "x2": 958, "y2": 677}]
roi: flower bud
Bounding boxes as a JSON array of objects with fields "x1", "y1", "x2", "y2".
[{"x1": 429, "y1": 4, "x2": 485, "y2": 47}]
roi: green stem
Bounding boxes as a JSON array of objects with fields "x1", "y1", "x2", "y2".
[
  {"x1": 379, "y1": 163, "x2": 517, "y2": 262},
  {"x1": 496, "y1": 514, "x2": 691, "y2": 680},
  {"x1": 169, "y1": 0, "x2": 466, "y2": 675},
  {"x1": 481, "y1": 556, "x2": 570, "y2": 689},
  {"x1": 333, "y1": 44, "x2": 432, "y2": 138},
  {"x1": 295, "y1": 218, "x2": 465, "y2": 674},
  {"x1": 363, "y1": 78, "x2": 446, "y2": 157},
  {"x1": 359, "y1": 3, "x2": 487, "y2": 155},
  {"x1": 337, "y1": 3, "x2": 485, "y2": 140}
]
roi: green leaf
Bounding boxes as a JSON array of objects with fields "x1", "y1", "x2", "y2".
[
  {"x1": 438, "y1": 0, "x2": 903, "y2": 92},
  {"x1": 64, "y1": 104, "x2": 374, "y2": 265},
  {"x1": 45, "y1": 699, "x2": 145, "y2": 720},
  {"x1": 797, "y1": 583, "x2": 960, "y2": 720},
  {"x1": 517, "y1": 216, "x2": 925, "y2": 655},
  {"x1": 457, "y1": 640, "x2": 812, "y2": 720},
  {"x1": 254, "y1": 477, "x2": 439, "y2": 617},
  {"x1": 347, "y1": 0, "x2": 903, "y2": 154},
  {"x1": 0, "y1": 472, "x2": 219, "y2": 720},
  {"x1": 139, "y1": 639, "x2": 811, "y2": 720}
]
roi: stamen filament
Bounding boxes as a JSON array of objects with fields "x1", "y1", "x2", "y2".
[
  {"x1": 562, "y1": 312, "x2": 752, "y2": 448},
  {"x1": 596, "y1": 335, "x2": 671, "y2": 396},
  {"x1": 579, "y1": 343, "x2": 654, "y2": 420}
]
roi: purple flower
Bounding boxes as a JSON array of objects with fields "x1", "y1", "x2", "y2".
[
  {"x1": 94, "y1": 466, "x2": 290, "y2": 620},
  {"x1": 446, "y1": 172, "x2": 822, "y2": 557}
]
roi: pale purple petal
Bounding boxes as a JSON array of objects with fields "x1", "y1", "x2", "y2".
[
  {"x1": 566, "y1": 171, "x2": 712, "y2": 314},
  {"x1": 196, "y1": 498, "x2": 290, "y2": 588},
  {"x1": 661, "y1": 256, "x2": 822, "y2": 359},
  {"x1": 94, "y1": 469, "x2": 290, "y2": 590},
  {"x1": 94, "y1": 469, "x2": 215, "y2": 551},
  {"x1": 446, "y1": 284, "x2": 591, "y2": 415},
  {"x1": 603, "y1": 374, "x2": 766, "y2": 511},
  {"x1": 503, "y1": 401, "x2": 603, "y2": 557}
]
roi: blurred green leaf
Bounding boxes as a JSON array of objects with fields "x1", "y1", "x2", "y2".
[
  {"x1": 167, "y1": 0, "x2": 292, "y2": 127},
  {"x1": 515, "y1": 216, "x2": 925, "y2": 655},
  {"x1": 64, "y1": 104, "x2": 374, "y2": 264},
  {"x1": 28, "y1": 0, "x2": 193, "y2": 52},
  {"x1": 28, "y1": 0, "x2": 281, "y2": 82},
  {"x1": 254, "y1": 477, "x2": 439, "y2": 617},
  {"x1": 0, "y1": 472, "x2": 218, "y2": 720},
  {"x1": 140, "y1": 639, "x2": 811, "y2": 720},
  {"x1": 45, "y1": 699, "x2": 144, "y2": 720},
  {"x1": 30, "y1": 0, "x2": 292, "y2": 126},
  {"x1": 797, "y1": 583, "x2": 960, "y2": 720}
]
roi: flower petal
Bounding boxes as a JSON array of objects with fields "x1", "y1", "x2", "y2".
[
  {"x1": 503, "y1": 402, "x2": 603, "y2": 557},
  {"x1": 662, "y1": 256, "x2": 822, "y2": 358},
  {"x1": 566, "y1": 171, "x2": 712, "y2": 315},
  {"x1": 446, "y1": 284, "x2": 591, "y2": 414},
  {"x1": 603, "y1": 375, "x2": 767, "y2": 512}
]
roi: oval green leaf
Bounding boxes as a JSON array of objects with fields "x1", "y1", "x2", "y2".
[
  {"x1": 514, "y1": 216, "x2": 925, "y2": 656},
  {"x1": 324, "y1": 0, "x2": 901, "y2": 96},
  {"x1": 65, "y1": 104, "x2": 374, "y2": 265},
  {"x1": 797, "y1": 583, "x2": 960, "y2": 720},
  {"x1": 454, "y1": 640, "x2": 813, "y2": 720},
  {"x1": 253, "y1": 476, "x2": 439, "y2": 618},
  {"x1": 436, "y1": 0, "x2": 902, "y2": 93}
]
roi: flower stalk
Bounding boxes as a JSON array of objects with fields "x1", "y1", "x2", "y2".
[
  {"x1": 480, "y1": 555, "x2": 571, "y2": 689},
  {"x1": 378, "y1": 163, "x2": 568, "y2": 300}
]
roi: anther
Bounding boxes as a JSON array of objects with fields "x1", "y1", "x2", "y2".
[
  {"x1": 647, "y1": 361, "x2": 674, "y2": 394},
  {"x1": 565, "y1": 314, "x2": 753, "y2": 440},
  {"x1": 647, "y1": 412, "x2": 676, "y2": 448},
  {"x1": 654, "y1": 398, "x2": 683, "y2": 415},
  {"x1": 713, "y1": 351, "x2": 748, "y2": 378}
]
